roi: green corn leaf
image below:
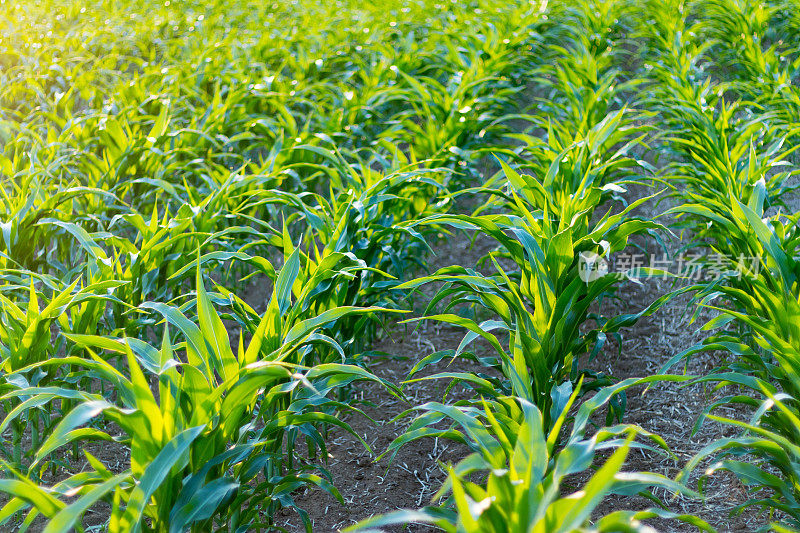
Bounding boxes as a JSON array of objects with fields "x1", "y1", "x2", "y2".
[
  {"x1": 117, "y1": 426, "x2": 204, "y2": 533},
  {"x1": 42, "y1": 473, "x2": 130, "y2": 533}
]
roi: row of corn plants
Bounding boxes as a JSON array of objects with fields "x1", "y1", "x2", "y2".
[
  {"x1": 637, "y1": 0, "x2": 800, "y2": 529},
  {"x1": 350, "y1": 2, "x2": 719, "y2": 531},
  {"x1": 697, "y1": 0, "x2": 800, "y2": 143}
]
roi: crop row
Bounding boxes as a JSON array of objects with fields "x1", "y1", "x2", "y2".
[{"x1": 640, "y1": 0, "x2": 800, "y2": 529}]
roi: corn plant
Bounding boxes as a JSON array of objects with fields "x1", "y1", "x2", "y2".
[
  {"x1": 13, "y1": 0, "x2": 800, "y2": 531},
  {"x1": 0, "y1": 271, "x2": 131, "y2": 466},
  {"x1": 680, "y1": 390, "x2": 800, "y2": 531},
  {"x1": 0, "y1": 266, "x2": 402, "y2": 531},
  {"x1": 351, "y1": 377, "x2": 710, "y2": 532},
  {"x1": 394, "y1": 160, "x2": 669, "y2": 424},
  {"x1": 530, "y1": 2, "x2": 638, "y2": 138},
  {"x1": 0, "y1": 170, "x2": 117, "y2": 272}
]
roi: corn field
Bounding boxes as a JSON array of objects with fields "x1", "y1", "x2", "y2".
[{"x1": 1, "y1": 0, "x2": 799, "y2": 531}]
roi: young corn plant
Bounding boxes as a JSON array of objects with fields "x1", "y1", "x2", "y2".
[
  {"x1": 639, "y1": 5, "x2": 800, "y2": 524},
  {"x1": 531, "y1": 28, "x2": 639, "y2": 137},
  {"x1": 0, "y1": 167, "x2": 117, "y2": 272},
  {"x1": 0, "y1": 276, "x2": 125, "y2": 469},
  {"x1": 387, "y1": 44, "x2": 527, "y2": 179},
  {"x1": 640, "y1": 0, "x2": 799, "y2": 215},
  {"x1": 350, "y1": 378, "x2": 710, "y2": 532},
  {"x1": 394, "y1": 161, "x2": 669, "y2": 425},
  {"x1": 0, "y1": 266, "x2": 402, "y2": 532},
  {"x1": 193, "y1": 235, "x2": 402, "y2": 367},
  {"x1": 494, "y1": 109, "x2": 649, "y2": 217}
]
